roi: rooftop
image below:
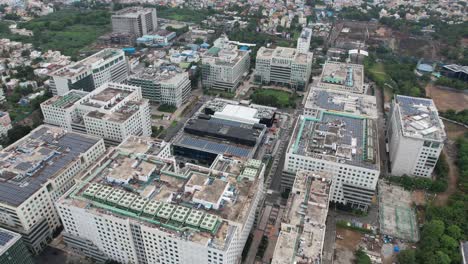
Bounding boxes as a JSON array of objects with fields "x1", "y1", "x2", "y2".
[
  {"x1": 289, "y1": 113, "x2": 379, "y2": 170},
  {"x1": 443, "y1": 64, "x2": 468, "y2": 74},
  {"x1": 130, "y1": 64, "x2": 186, "y2": 83},
  {"x1": 42, "y1": 90, "x2": 88, "y2": 109},
  {"x1": 272, "y1": 170, "x2": 331, "y2": 264},
  {"x1": 394, "y1": 95, "x2": 445, "y2": 141},
  {"x1": 113, "y1": 7, "x2": 155, "y2": 17},
  {"x1": 59, "y1": 136, "x2": 264, "y2": 250},
  {"x1": 305, "y1": 88, "x2": 377, "y2": 119},
  {"x1": 202, "y1": 45, "x2": 249, "y2": 67},
  {"x1": 0, "y1": 228, "x2": 21, "y2": 256},
  {"x1": 318, "y1": 61, "x2": 365, "y2": 94},
  {"x1": 203, "y1": 98, "x2": 276, "y2": 122},
  {"x1": 257, "y1": 46, "x2": 313, "y2": 65},
  {"x1": 0, "y1": 125, "x2": 101, "y2": 207}
]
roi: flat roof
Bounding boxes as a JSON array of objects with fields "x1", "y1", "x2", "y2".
[
  {"x1": 202, "y1": 45, "x2": 249, "y2": 67},
  {"x1": 129, "y1": 64, "x2": 186, "y2": 83},
  {"x1": 0, "y1": 228, "x2": 21, "y2": 256},
  {"x1": 257, "y1": 46, "x2": 313, "y2": 65},
  {"x1": 289, "y1": 113, "x2": 379, "y2": 170},
  {"x1": 394, "y1": 95, "x2": 445, "y2": 141},
  {"x1": 305, "y1": 88, "x2": 377, "y2": 119},
  {"x1": 272, "y1": 171, "x2": 331, "y2": 264},
  {"x1": 42, "y1": 90, "x2": 88, "y2": 109},
  {"x1": 203, "y1": 98, "x2": 276, "y2": 121},
  {"x1": 317, "y1": 61, "x2": 365, "y2": 94},
  {"x1": 59, "y1": 136, "x2": 264, "y2": 250},
  {"x1": 0, "y1": 125, "x2": 101, "y2": 206}
]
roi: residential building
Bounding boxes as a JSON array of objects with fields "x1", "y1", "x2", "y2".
[
  {"x1": 317, "y1": 61, "x2": 366, "y2": 94},
  {"x1": 387, "y1": 95, "x2": 446, "y2": 178},
  {"x1": 254, "y1": 46, "x2": 313, "y2": 91},
  {"x1": 112, "y1": 7, "x2": 157, "y2": 38},
  {"x1": 55, "y1": 136, "x2": 265, "y2": 264},
  {"x1": 127, "y1": 64, "x2": 191, "y2": 107},
  {"x1": 0, "y1": 125, "x2": 105, "y2": 254},
  {"x1": 284, "y1": 112, "x2": 380, "y2": 210},
  {"x1": 49, "y1": 49, "x2": 129, "y2": 96},
  {"x1": 0, "y1": 111, "x2": 12, "y2": 137},
  {"x1": 0, "y1": 228, "x2": 34, "y2": 264},
  {"x1": 297, "y1": 27, "x2": 313, "y2": 53},
  {"x1": 201, "y1": 36, "x2": 250, "y2": 92},
  {"x1": 41, "y1": 82, "x2": 151, "y2": 145},
  {"x1": 272, "y1": 171, "x2": 331, "y2": 264}
]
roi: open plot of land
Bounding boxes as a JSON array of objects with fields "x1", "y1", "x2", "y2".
[
  {"x1": 251, "y1": 88, "x2": 294, "y2": 108},
  {"x1": 334, "y1": 228, "x2": 363, "y2": 264},
  {"x1": 367, "y1": 62, "x2": 394, "y2": 102},
  {"x1": 425, "y1": 83, "x2": 468, "y2": 112}
]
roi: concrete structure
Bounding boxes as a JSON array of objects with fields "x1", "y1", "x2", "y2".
[
  {"x1": 296, "y1": 27, "x2": 313, "y2": 53},
  {"x1": 441, "y1": 64, "x2": 468, "y2": 81},
  {"x1": 201, "y1": 36, "x2": 250, "y2": 92},
  {"x1": 136, "y1": 30, "x2": 177, "y2": 47},
  {"x1": 0, "y1": 111, "x2": 12, "y2": 137},
  {"x1": 49, "y1": 49, "x2": 129, "y2": 96},
  {"x1": 0, "y1": 125, "x2": 105, "y2": 254},
  {"x1": 41, "y1": 82, "x2": 151, "y2": 145},
  {"x1": 284, "y1": 112, "x2": 380, "y2": 210},
  {"x1": 272, "y1": 171, "x2": 331, "y2": 264},
  {"x1": 317, "y1": 61, "x2": 366, "y2": 94},
  {"x1": 304, "y1": 88, "x2": 377, "y2": 119},
  {"x1": 112, "y1": 7, "x2": 157, "y2": 38},
  {"x1": 254, "y1": 46, "x2": 313, "y2": 91},
  {"x1": 387, "y1": 95, "x2": 446, "y2": 178},
  {"x1": 0, "y1": 228, "x2": 34, "y2": 264},
  {"x1": 127, "y1": 64, "x2": 191, "y2": 107},
  {"x1": 56, "y1": 136, "x2": 265, "y2": 264}
]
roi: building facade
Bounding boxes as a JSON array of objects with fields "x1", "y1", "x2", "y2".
[
  {"x1": 0, "y1": 126, "x2": 105, "y2": 254},
  {"x1": 0, "y1": 228, "x2": 34, "y2": 264},
  {"x1": 387, "y1": 95, "x2": 446, "y2": 178},
  {"x1": 112, "y1": 7, "x2": 157, "y2": 38},
  {"x1": 49, "y1": 49, "x2": 129, "y2": 96},
  {"x1": 254, "y1": 46, "x2": 313, "y2": 91},
  {"x1": 0, "y1": 111, "x2": 12, "y2": 138},
  {"x1": 296, "y1": 27, "x2": 313, "y2": 53}
]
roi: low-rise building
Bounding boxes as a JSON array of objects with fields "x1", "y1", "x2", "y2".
[
  {"x1": 0, "y1": 228, "x2": 34, "y2": 264},
  {"x1": 317, "y1": 61, "x2": 366, "y2": 94},
  {"x1": 0, "y1": 111, "x2": 12, "y2": 137}
]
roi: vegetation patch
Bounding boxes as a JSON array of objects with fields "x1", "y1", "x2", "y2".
[
  {"x1": 157, "y1": 104, "x2": 177, "y2": 113},
  {"x1": 250, "y1": 88, "x2": 296, "y2": 108}
]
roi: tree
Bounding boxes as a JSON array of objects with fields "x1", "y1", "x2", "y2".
[
  {"x1": 397, "y1": 250, "x2": 416, "y2": 264},
  {"x1": 354, "y1": 248, "x2": 371, "y2": 264},
  {"x1": 446, "y1": 225, "x2": 462, "y2": 240},
  {"x1": 7, "y1": 125, "x2": 32, "y2": 144},
  {"x1": 435, "y1": 251, "x2": 451, "y2": 264},
  {"x1": 194, "y1": 38, "x2": 204, "y2": 45},
  {"x1": 21, "y1": 49, "x2": 31, "y2": 57}
]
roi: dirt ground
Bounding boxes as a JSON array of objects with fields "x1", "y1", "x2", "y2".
[
  {"x1": 444, "y1": 121, "x2": 468, "y2": 140},
  {"x1": 425, "y1": 83, "x2": 468, "y2": 112},
  {"x1": 411, "y1": 190, "x2": 426, "y2": 206},
  {"x1": 334, "y1": 228, "x2": 364, "y2": 264}
]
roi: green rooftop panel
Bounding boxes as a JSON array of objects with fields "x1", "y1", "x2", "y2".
[
  {"x1": 200, "y1": 214, "x2": 219, "y2": 232},
  {"x1": 185, "y1": 210, "x2": 205, "y2": 227},
  {"x1": 246, "y1": 159, "x2": 262, "y2": 169},
  {"x1": 130, "y1": 196, "x2": 148, "y2": 213},
  {"x1": 170, "y1": 206, "x2": 191, "y2": 223},
  {"x1": 94, "y1": 186, "x2": 113, "y2": 201},
  {"x1": 142, "y1": 200, "x2": 163, "y2": 217},
  {"x1": 106, "y1": 189, "x2": 126, "y2": 205},
  {"x1": 156, "y1": 203, "x2": 176, "y2": 220},
  {"x1": 118, "y1": 193, "x2": 138, "y2": 209},
  {"x1": 83, "y1": 183, "x2": 104, "y2": 198}
]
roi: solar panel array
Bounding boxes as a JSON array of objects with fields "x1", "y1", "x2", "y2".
[
  {"x1": 180, "y1": 136, "x2": 251, "y2": 157},
  {"x1": 0, "y1": 230, "x2": 14, "y2": 246},
  {"x1": 316, "y1": 90, "x2": 344, "y2": 111}
]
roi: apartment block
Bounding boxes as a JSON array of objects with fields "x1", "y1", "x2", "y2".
[
  {"x1": 0, "y1": 125, "x2": 105, "y2": 254},
  {"x1": 0, "y1": 111, "x2": 12, "y2": 137},
  {"x1": 254, "y1": 46, "x2": 313, "y2": 91},
  {"x1": 0, "y1": 228, "x2": 34, "y2": 264},
  {"x1": 127, "y1": 64, "x2": 191, "y2": 107},
  {"x1": 41, "y1": 82, "x2": 151, "y2": 145},
  {"x1": 387, "y1": 95, "x2": 446, "y2": 178},
  {"x1": 49, "y1": 49, "x2": 129, "y2": 96},
  {"x1": 296, "y1": 27, "x2": 313, "y2": 53},
  {"x1": 112, "y1": 7, "x2": 158, "y2": 38},
  {"x1": 317, "y1": 61, "x2": 366, "y2": 94},
  {"x1": 56, "y1": 136, "x2": 265, "y2": 264},
  {"x1": 201, "y1": 36, "x2": 250, "y2": 92}
]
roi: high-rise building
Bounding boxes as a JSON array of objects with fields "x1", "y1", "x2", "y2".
[
  {"x1": 55, "y1": 136, "x2": 265, "y2": 264},
  {"x1": 0, "y1": 125, "x2": 105, "y2": 254},
  {"x1": 0, "y1": 228, "x2": 34, "y2": 264},
  {"x1": 127, "y1": 64, "x2": 191, "y2": 107},
  {"x1": 296, "y1": 27, "x2": 313, "y2": 53},
  {"x1": 49, "y1": 49, "x2": 129, "y2": 96},
  {"x1": 387, "y1": 95, "x2": 446, "y2": 178},
  {"x1": 112, "y1": 7, "x2": 157, "y2": 38},
  {"x1": 317, "y1": 61, "x2": 366, "y2": 94},
  {"x1": 0, "y1": 111, "x2": 12, "y2": 138},
  {"x1": 254, "y1": 46, "x2": 313, "y2": 91},
  {"x1": 272, "y1": 171, "x2": 331, "y2": 264},
  {"x1": 201, "y1": 36, "x2": 250, "y2": 92},
  {"x1": 283, "y1": 112, "x2": 380, "y2": 210},
  {"x1": 41, "y1": 82, "x2": 151, "y2": 145}
]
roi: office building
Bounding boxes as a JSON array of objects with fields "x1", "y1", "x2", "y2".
[
  {"x1": 272, "y1": 171, "x2": 331, "y2": 264},
  {"x1": 127, "y1": 64, "x2": 191, "y2": 107},
  {"x1": 41, "y1": 82, "x2": 151, "y2": 145},
  {"x1": 0, "y1": 228, "x2": 34, "y2": 264},
  {"x1": 296, "y1": 27, "x2": 313, "y2": 53},
  {"x1": 0, "y1": 125, "x2": 105, "y2": 254},
  {"x1": 201, "y1": 36, "x2": 250, "y2": 92},
  {"x1": 317, "y1": 61, "x2": 366, "y2": 94},
  {"x1": 112, "y1": 7, "x2": 157, "y2": 38},
  {"x1": 254, "y1": 46, "x2": 313, "y2": 91},
  {"x1": 304, "y1": 88, "x2": 377, "y2": 119},
  {"x1": 49, "y1": 49, "x2": 129, "y2": 96},
  {"x1": 0, "y1": 111, "x2": 12, "y2": 137},
  {"x1": 387, "y1": 95, "x2": 446, "y2": 178},
  {"x1": 284, "y1": 112, "x2": 380, "y2": 210},
  {"x1": 56, "y1": 136, "x2": 265, "y2": 264}
]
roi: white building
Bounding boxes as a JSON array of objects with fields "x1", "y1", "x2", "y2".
[
  {"x1": 0, "y1": 111, "x2": 12, "y2": 138},
  {"x1": 387, "y1": 95, "x2": 446, "y2": 178},
  {"x1": 297, "y1": 27, "x2": 313, "y2": 53},
  {"x1": 317, "y1": 61, "x2": 366, "y2": 94},
  {"x1": 272, "y1": 171, "x2": 331, "y2": 264},
  {"x1": 201, "y1": 36, "x2": 250, "y2": 92},
  {"x1": 284, "y1": 112, "x2": 380, "y2": 210},
  {"x1": 49, "y1": 49, "x2": 129, "y2": 96},
  {"x1": 41, "y1": 82, "x2": 151, "y2": 145},
  {"x1": 112, "y1": 7, "x2": 158, "y2": 38},
  {"x1": 127, "y1": 64, "x2": 191, "y2": 107},
  {"x1": 0, "y1": 125, "x2": 105, "y2": 254},
  {"x1": 254, "y1": 46, "x2": 313, "y2": 91},
  {"x1": 55, "y1": 136, "x2": 265, "y2": 264}
]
